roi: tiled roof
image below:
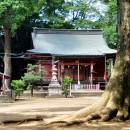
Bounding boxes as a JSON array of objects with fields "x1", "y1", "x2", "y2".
[{"x1": 28, "y1": 28, "x2": 116, "y2": 56}]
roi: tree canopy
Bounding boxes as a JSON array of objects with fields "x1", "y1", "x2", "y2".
[
  {"x1": 0, "y1": 0, "x2": 46, "y2": 89},
  {"x1": 102, "y1": 0, "x2": 117, "y2": 48},
  {"x1": 0, "y1": 0, "x2": 46, "y2": 31}
]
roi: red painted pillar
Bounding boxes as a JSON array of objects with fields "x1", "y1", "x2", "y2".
[
  {"x1": 58, "y1": 61, "x2": 60, "y2": 82},
  {"x1": 90, "y1": 63, "x2": 93, "y2": 85},
  {"x1": 103, "y1": 56, "x2": 107, "y2": 82},
  {"x1": 77, "y1": 60, "x2": 80, "y2": 85},
  {"x1": 61, "y1": 62, "x2": 64, "y2": 83}
]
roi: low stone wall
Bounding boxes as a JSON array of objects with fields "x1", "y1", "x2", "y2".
[
  {"x1": 23, "y1": 90, "x2": 48, "y2": 98},
  {"x1": 71, "y1": 91, "x2": 103, "y2": 97},
  {"x1": 0, "y1": 95, "x2": 14, "y2": 103},
  {"x1": 0, "y1": 90, "x2": 15, "y2": 103}
]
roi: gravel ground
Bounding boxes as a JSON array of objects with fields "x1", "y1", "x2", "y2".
[
  {"x1": 0, "y1": 96, "x2": 99, "y2": 115},
  {"x1": 0, "y1": 96, "x2": 129, "y2": 130}
]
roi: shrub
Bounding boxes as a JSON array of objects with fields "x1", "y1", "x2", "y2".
[
  {"x1": 21, "y1": 64, "x2": 48, "y2": 97},
  {"x1": 62, "y1": 76, "x2": 72, "y2": 98},
  {"x1": 11, "y1": 80, "x2": 25, "y2": 99}
]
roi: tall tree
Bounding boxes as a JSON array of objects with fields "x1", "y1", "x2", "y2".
[
  {"x1": 38, "y1": 0, "x2": 74, "y2": 29},
  {"x1": 0, "y1": 0, "x2": 45, "y2": 90},
  {"x1": 87, "y1": 0, "x2": 117, "y2": 48},
  {"x1": 63, "y1": 0, "x2": 104, "y2": 29},
  {"x1": 102, "y1": 0, "x2": 117, "y2": 48},
  {"x1": 38, "y1": 0, "x2": 106, "y2": 29},
  {"x1": 44, "y1": 0, "x2": 130, "y2": 124}
]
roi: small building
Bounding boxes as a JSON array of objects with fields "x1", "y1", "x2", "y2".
[{"x1": 27, "y1": 28, "x2": 116, "y2": 90}]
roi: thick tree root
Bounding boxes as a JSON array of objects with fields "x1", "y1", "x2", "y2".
[
  {"x1": 1, "y1": 117, "x2": 42, "y2": 125},
  {"x1": 43, "y1": 108, "x2": 118, "y2": 126},
  {"x1": 60, "y1": 113, "x2": 101, "y2": 126},
  {"x1": 43, "y1": 88, "x2": 130, "y2": 126},
  {"x1": 0, "y1": 115, "x2": 49, "y2": 125},
  {"x1": 43, "y1": 103, "x2": 119, "y2": 126},
  {"x1": 43, "y1": 91, "x2": 110, "y2": 125}
]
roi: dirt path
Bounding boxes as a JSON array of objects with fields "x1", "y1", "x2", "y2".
[{"x1": 0, "y1": 96, "x2": 129, "y2": 130}]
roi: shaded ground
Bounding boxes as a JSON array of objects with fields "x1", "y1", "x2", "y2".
[{"x1": 0, "y1": 96, "x2": 129, "y2": 130}]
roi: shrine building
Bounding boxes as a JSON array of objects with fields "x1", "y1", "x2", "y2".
[{"x1": 27, "y1": 28, "x2": 116, "y2": 90}]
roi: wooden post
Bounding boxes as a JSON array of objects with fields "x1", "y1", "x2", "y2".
[
  {"x1": 69, "y1": 82, "x2": 72, "y2": 96},
  {"x1": 90, "y1": 63, "x2": 93, "y2": 85},
  {"x1": 39, "y1": 64, "x2": 41, "y2": 73},
  {"x1": 77, "y1": 60, "x2": 80, "y2": 85},
  {"x1": 104, "y1": 56, "x2": 107, "y2": 84},
  {"x1": 61, "y1": 62, "x2": 64, "y2": 83},
  {"x1": 72, "y1": 66, "x2": 74, "y2": 80},
  {"x1": 110, "y1": 58, "x2": 114, "y2": 74},
  {"x1": 52, "y1": 56, "x2": 55, "y2": 68},
  {"x1": 58, "y1": 61, "x2": 60, "y2": 81},
  {"x1": 51, "y1": 56, "x2": 55, "y2": 80}
]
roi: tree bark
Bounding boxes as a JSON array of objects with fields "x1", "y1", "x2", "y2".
[
  {"x1": 43, "y1": 0, "x2": 130, "y2": 125},
  {"x1": 3, "y1": 26, "x2": 12, "y2": 90}
]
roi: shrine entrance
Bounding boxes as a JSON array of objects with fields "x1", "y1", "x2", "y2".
[
  {"x1": 64, "y1": 65, "x2": 90, "y2": 83},
  {"x1": 58, "y1": 57, "x2": 107, "y2": 85}
]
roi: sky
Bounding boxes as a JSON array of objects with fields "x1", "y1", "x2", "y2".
[{"x1": 65, "y1": 0, "x2": 107, "y2": 22}]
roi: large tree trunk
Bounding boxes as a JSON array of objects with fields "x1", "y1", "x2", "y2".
[
  {"x1": 3, "y1": 26, "x2": 12, "y2": 90},
  {"x1": 44, "y1": 0, "x2": 130, "y2": 125}
]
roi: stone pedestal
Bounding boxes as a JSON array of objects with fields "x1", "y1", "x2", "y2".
[
  {"x1": 0, "y1": 90, "x2": 14, "y2": 103},
  {"x1": 23, "y1": 89, "x2": 48, "y2": 98},
  {"x1": 67, "y1": 95, "x2": 74, "y2": 98},
  {"x1": 2, "y1": 89, "x2": 14, "y2": 97},
  {"x1": 48, "y1": 81, "x2": 62, "y2": 96}
]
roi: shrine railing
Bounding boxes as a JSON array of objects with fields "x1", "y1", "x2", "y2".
[{"x1": 71, "y1": 84, "x2": 100, "y2": 91}]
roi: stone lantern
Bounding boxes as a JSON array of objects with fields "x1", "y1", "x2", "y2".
[
  {"x1": 48, "y1": 64, "x2": 62, "y2": 96},
  {"x1": 51, "y1": 65, "x2": 58, "y2": 83}
]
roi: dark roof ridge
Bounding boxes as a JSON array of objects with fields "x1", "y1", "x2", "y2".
[{"x1": 33, "y1": 28, "x2": 103, "y2": 35}]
